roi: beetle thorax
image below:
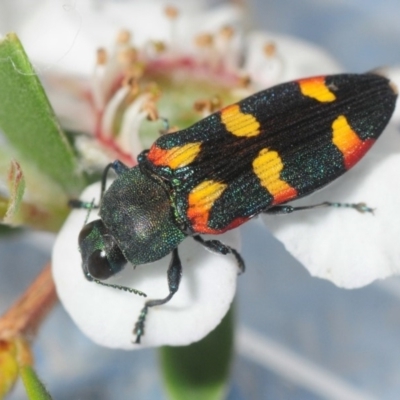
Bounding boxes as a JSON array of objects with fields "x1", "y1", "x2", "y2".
[{"x1": 100, "y1": 166, "x2": 185, "y2": 265}]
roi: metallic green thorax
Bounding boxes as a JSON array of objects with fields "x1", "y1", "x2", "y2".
[{"x1": 100, "y1": 166, "x2": 186, "y2": 265}]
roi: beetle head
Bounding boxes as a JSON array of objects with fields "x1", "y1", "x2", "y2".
[{"x1": 78, "y1": 219, "x2": 127, "y2": 281}]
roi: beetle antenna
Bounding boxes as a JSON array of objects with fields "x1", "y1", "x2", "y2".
[
  {"x1": 159, "y1": 117, "x2": 170, "y2": 135},
  {"x1": 93, "y1": 279, "x2": 147, "y2": 297},
  {"x1": 68, "y1": 197, "x2": 98, "y2": 225},
  {"x1": 83, "y1": 198, "x2": 96, "y2": 226},
  {"x1": 100, "y1": 163, "x2": 118, "y2": 201}
]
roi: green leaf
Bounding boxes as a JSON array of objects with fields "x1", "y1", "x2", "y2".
[
  {"x1": 19, "y1": 366, "x2": 53, "y2": 400},
  {"x1": 159, "y1": 305, "x2": 234, "y2": 400},
  {"x1": 0, "y1": 33, "x2": 84, "y2": 196}
]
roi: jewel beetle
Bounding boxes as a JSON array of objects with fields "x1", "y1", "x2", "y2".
[{"x1": 76, "y1": 73, "x2": 397, "y2": 343}]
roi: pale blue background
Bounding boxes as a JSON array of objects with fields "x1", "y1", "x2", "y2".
[{"x1": 3, "y1": 1, "x2": 400, "y2": 399}]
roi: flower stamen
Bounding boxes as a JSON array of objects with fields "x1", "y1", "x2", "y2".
[
  {"x1": 116, "y1": 29, "x2": 132, "y2": 46},
  {"x1": 194, "y1": 95, "x2": 223, "y2": 117},
  {"x1": 164, "y1": 5, "x2": 179, "y2": 52}
]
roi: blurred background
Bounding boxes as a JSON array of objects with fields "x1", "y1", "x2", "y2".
[
  {"x1": 2, "y1": 0, "x2": 400, "y2": 399},
  {"x1": 249, "y1": 0, "x2": 400, "y2": 72}
]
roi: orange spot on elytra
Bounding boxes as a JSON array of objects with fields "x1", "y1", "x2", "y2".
[{"x1": 331, "y1": 115, "x2": 374, "y2": 169}]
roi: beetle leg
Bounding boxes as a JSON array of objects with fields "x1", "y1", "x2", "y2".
[
  {"x1": 100, "y1": 160, "x2": 129, "y2": 200},
  {"x1": 133, "y1": 248, "x2": 182, "y2": 344},
  {"x1": 68, "y1": 198, "x2": 98, "y2": 209},
  {"x1": 193, "y1": 235, "x2": 245, "y2": 274},
  {"x1": 264, "y1": 201, "x2": 374, "y2": 215},
  {"x1": 69, "y1": 160, "x2": 130, "y2": 209}
]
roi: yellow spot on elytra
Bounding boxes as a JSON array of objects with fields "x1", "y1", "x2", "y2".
[
  {"x1": 188, "y1": 180, "x2": 227, "y2": 212},
  {"x1": 332, "y1": 115, "x2": 363, "y2": 168},
  {"x1": 221, "y1": 105, "x2": 261, "y2": 137},
  {"x1": 167, "y1": 143, "x2": 202, "y2": 169},
  {"x1": 151, "y1": 142, "x2": 201, "y2": 169},
  {"x1": 253, "y1": 148, "x2": 297, "y2": 204},
  {"x1": 187, "y1": 180, "x2": 226, "y2": 232},
  {"x1": 187, "y1": 180, "x2": 227, "y2": 233},
  {"x1": 299, "y1": 77, "x2": 336, "y2": 102}
]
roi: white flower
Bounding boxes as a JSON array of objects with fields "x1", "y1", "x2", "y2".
[
  {"x1": 381, "y1": 66, "x2": 400, "y2": 124},
  {"x1": 10, "y1": 1, "x2": 390, "y2": 350}
]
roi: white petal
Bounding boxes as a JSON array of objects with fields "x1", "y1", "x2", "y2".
[
  {"x1": 101, "y1": 85, "x2": 130, "y2": 138},
  {"x1": 244, "y1": 32, "x2": 342, "y2": 88},
  {"x1": 380, "y1": 66, "x2": 400, "y2": 124},
  {"x1": 52, "y1": 182, "x2": 239, "y2": 349},
  {"x1": 263, "y1": 125, "x2": 400, "y2": 288},
  {"x1": 74, "y1": 136, "x2": 115, "y2": 172},
  {"x1": 172, "y1": 4, "x2": 242, "y2": 54},
  {"x1": 16, "y1": 0, "x2": 241, "y2": 75},
  {"x1": 117, "y1": 95, "x2": 149, "y2": 160}
]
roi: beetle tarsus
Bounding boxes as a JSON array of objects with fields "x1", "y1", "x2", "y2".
[
  {"x1": 134, "y1": 306, "x2": 148, "y2": 344},
  {"x1": 133, "y1": 248, "x2": 182, "y2": 344},
  {"x1": 265, "y1": 201, "x2": 375, "y2": 215},
  {"x1": 93, "y1": 279, "x2": 147, "y2": 297},
  {"x1": 322, "y1": 201, "x2": 375, "y2": 214}
]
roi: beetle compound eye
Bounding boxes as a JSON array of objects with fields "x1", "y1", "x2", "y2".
[
  {"x1": 78, "y1": 219, "x2": 127, "y2": 281},
  {"x1": 87, "y1": 249, "x2": 115, "y2": 280},
  {"x1": 85, "y1": 238, "x2": 127, "y2": 281}
]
